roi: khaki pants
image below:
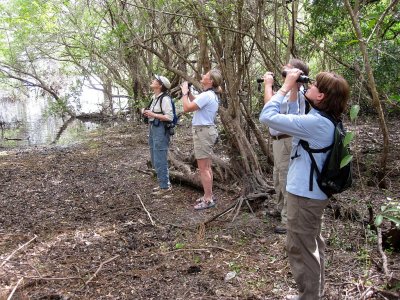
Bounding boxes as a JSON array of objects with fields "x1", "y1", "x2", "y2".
[
  {"x1": 286, "y1": 193, "x2": 329, "y2": 300},
  {"x1": 272, "y1": 137, "x2": 292, "y2": 224}
]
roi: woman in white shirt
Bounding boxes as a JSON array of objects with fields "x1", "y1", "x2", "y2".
[{"x1": 181, "y1": 69, "x2": 222, "y2": 210}]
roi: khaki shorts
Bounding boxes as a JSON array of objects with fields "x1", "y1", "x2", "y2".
[{"x1": 192, "y1": 125, "x2": 218, "y2": 159}]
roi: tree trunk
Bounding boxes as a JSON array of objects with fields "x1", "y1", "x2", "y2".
[
  {"x1": 219, "y1": 107, "x2": 272, "y2": 195},
  {"x1": 344, "y1": 0, "x2": 389, "y2": 186},
  {"x1": 286, "y1": 0, "x2": 299, "y2": 60}
]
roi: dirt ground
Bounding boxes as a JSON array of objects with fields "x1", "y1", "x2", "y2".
[{"x1": 0, "y1": 118, "x2": 399, "y2": 300}]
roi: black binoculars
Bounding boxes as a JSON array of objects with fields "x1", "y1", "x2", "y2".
[{"x1": 257, "y1": 71, "x2": 310, "y2": 84}]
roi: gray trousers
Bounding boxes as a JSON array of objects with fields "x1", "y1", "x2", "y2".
[{"x1": 286, "y1": 192, "x2": 329, "y2": 300}]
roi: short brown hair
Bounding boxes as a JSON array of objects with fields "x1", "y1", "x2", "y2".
[
  {"x1": 289, "y1": 58, "x2": 309, "y2": 76},
  {"x1": 315, "y1": 72, "x2": 350, "y2": 119}
]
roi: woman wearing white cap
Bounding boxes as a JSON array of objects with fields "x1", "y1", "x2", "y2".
[{"x1": 143, "y1": 74, "x2": 173, "y2": 195}]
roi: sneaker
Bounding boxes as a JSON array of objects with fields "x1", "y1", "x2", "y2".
[
  {"x1": 274, "y1": 226, "x2": 287, "y2": 234},
  {"x1": 285, "y1": 295, "x2": 299, "y2": 300},
  {"x1": 151, "y1": 186, "x2": 172, "y2": 196},
  {"x1": 152, "y1": 186, "x2": 160, "y2": 192},
  {"x1": 194, "y1": 200, "x2": 216, "y2": 210}
]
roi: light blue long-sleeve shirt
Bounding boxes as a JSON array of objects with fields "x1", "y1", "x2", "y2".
[
  {"x1": 260, "y1": 93, "x2": 334, "y2": 200},
  {"x1": 269, "y1": 90, "x2": 307, "y2": 136}
]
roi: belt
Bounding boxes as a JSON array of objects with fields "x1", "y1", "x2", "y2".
[{"x1": 271, "y1": 134, "x2": 291, "y2": 140}]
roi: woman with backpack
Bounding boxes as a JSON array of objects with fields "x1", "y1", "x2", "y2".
[
  {"x1": 180, "y1": 69, "x2": 222, "y2": 210},
  {"x1": 143, "y1": 75, "x2": 174, "y2": 196},
  {"x1": 259, "y1": 70, "x2": 350, "y2": 300}
]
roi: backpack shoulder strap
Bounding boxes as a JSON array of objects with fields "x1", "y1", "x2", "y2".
[
  {"x1": 152, "y1": 92, "x2": 167, "y2": 114},
  {"x1": 317, "y1": 110, "x2": 339, "y2": 126},
  {"x1": 298, "y1": 110, "x2": 336, "y2": 192},
  {"x1": 299, "y1": 139, "x2": 333, "y2": 192}
]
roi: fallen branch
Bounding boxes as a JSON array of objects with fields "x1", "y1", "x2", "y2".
[
  {"x1": 163, "y1": 245, "x2": 239, "y2": 255},
  {"x1": 377, "y1": 227, "x2": 390, "y2": 277},
  {"x1": 205, "y1": 245, "x2": 240, "y2": 255},
  {"x1": 7, "y1": 277, "x2": 23, "y2": 300},
  {"x1": 163, "y1": 248, "x2": 211, "y2": 254},
  {"x1": 20, "y1": 276, "x2": 82, "y2": 281},
  {"x1": 0, "y1": 235, "x2": 37, "y2": 268},
  {"x1": 152, "y1": 217, "x2": 188, "y2": 230},
  {"x1": 204, "y1": 191, "x2": 271, "y2": 226},
  {"x1": 136, "y1": 193, "x2": 156, "y2": 226},
  {"x1": 135, "y1": 168, "x2": 153, "y2": 176},
  {"x1": 358, "y1": 286, "x2": 374, "y2": 300},
  {"x1": 85, "y1": 255, "x2": 120, "y2": 285}
]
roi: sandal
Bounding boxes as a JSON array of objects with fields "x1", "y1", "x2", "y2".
[
  {"x1": 195, "y1": 195, "x2": 217, "y2": 203},
  {"x1": 194, "y1": 200, "x2": 216, "y2": 210},
  {"x1": 195, "y1": 197, "x2": 204, "y2": 203}
]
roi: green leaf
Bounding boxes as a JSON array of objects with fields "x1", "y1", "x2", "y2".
[
  {"x1": 343, "y1": 131, "x2": 355, "y2": 147},
  {"x1": 382, "y1": 216, "x2": 400, "y2": 226},
  {"x1": 391, "y1": 95, "x2": 400, "y2": 103},
  {"x1": 350, "y1": 105, "x2": 360, "y2": 121},
  {"x1": 175, "y1": 243, "x2": 184, "y2": 249},
  {"x1": 367, "y1": 19, "x2": 377, "y2": 30},
  {"x1": 340, "y1": 155, "x2": 353, "y2": 168},
  {"x1": 375, "y1": 215, "x2": 383, "y2": 227},
  {"x1": 381, "y1": 207, "x2": 400, "y2": 214}
]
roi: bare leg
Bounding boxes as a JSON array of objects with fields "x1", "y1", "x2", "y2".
[{"x1": 197, "y1": 158, "x2": 213, "y2": 201}]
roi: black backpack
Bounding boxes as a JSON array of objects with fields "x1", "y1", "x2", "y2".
[{"x1": 299, "y1": 112, "x2": 353, "y2": 197}]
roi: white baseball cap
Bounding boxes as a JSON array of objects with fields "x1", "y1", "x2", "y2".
[{"x1": 155, "y1": 74, "x2": 171, "y2": 89}]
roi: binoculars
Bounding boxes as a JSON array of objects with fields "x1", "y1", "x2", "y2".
[{"x1": 257, "y1": 71, "x2": 310, "y2": 84}]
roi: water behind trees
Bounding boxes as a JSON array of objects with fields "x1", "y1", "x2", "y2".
[{"x1": 0, "y1": 87, "x2": 129, "y2": 148}]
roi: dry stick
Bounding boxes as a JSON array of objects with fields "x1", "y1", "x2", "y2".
[
  {"x1": 164, "y1": 246, "x2": 238, "y2": 255},
  {"x1": 377, "y1": 228, "x2": 390, "y2": 277},
  {"x1": 232, "y1": 197, "x2": 245, "y2": 222},
  {"x1": 135, "y1": 168, "x2": 153, "y2": 176},
  {"x1": 206, "y1": 246, "x2": 240, "y2": 255},
  {"x1": 21, "y1": 275, "x2": 82, "y2": 281},
  {"x1": 0, "y1": 258, "x2": 43, "y2": 278},
  {"x1": 136, "y1": 193, "x2": 156, "y2": 226},
  {"x1": 163, "y1": 248, "x2": 211, "y2": 255},
  {"x1": 85, "y1": 255, "x2": 120, "y2": 285},
  {"x1": 204, "y1": 202, "x2": 237, "y2": 225},
  {"x1": 359, "y1": 286, "x2": 374, "y2": 300},
  {"x1": 0, "y1": 235, "x2": 37, "y2": 268},
  {"x1": 7, "y1": 277, "x2": 23, "y2": 300}
]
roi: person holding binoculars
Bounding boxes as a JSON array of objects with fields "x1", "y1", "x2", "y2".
[
  {"x1": 260, "y1": 70, "x2": 350, "y2": 300},
  {"x1": 262, "y1": 58, "x2": 310, "y2": 235},
  {"x1": 142, "y1": 75, "x2": 174, "y2": 196},
  {"x1": 180, "y1": 69, "x2": 222, "y2": 210}
]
